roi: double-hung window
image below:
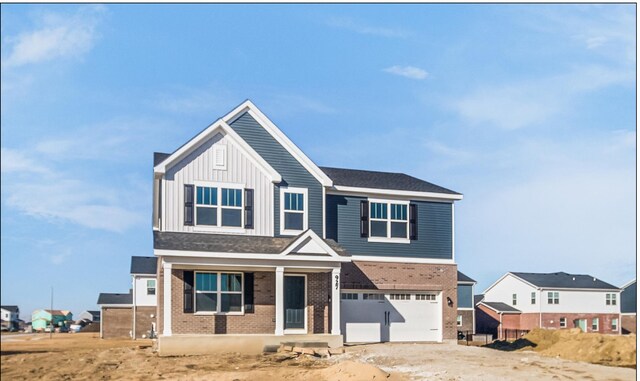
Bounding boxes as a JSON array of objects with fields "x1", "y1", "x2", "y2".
[
  {"x1": 146, "y1": 279, "x2": 156, "y2": 295},
  {"x1": 612, "y1": 318, "x2": 618, "y2": 331},
  {"x1": 512, "y1": 294, "x2": 517, "y2": 306},
  {"x1": 606, "y1": 293, "x2": 617, "y2": 306},
  {"x1": 559, "y1": 317, "x2": 567, "y2": 328},
  {"x1": 547, "y1": 291, "x2": 559, "y2": 304},
  {"x1": 195, "y1": 272, "x2": 243, "y2": 313},
  {"x1": 280, "y1": 187, "x2": 307, "y2": 235},
  {"x1": 591, "y1": 318, "x2": 599, "y2": 331},
  {"x1": 531, "y1": 292, "x2": 536, "y2": 304},
  {"x1": 369, "y1": 200, "x2": 409, "y2": 242},
  {"x1": 195, "y1": 183, "x2": 243, "y2": 229}
]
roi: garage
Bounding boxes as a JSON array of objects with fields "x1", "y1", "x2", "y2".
[{"x1": 341, "y1": 291, "x2": 442, "y2": 343}]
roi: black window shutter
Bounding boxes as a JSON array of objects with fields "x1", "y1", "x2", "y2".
[
  {"x1": 244, "y1": 189, "x2": 254, "y2": 229},
  {"x1": 244, "y1": 273, "x2": 254, "y2": 313},
  {"x1": 183, "y1": 271, "x2": 194, "y2": 313},
  {"x1": 184, "y1": 184, "x2": 194, "y2": 226},
  {"x1": 409, "y1": 203, "x2": 418, "y2": 240},
  {"x1": 360, "y1": 200, "x2": 369, "y2": 238}
]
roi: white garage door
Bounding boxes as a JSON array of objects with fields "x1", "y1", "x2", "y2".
[{"x1": 341, "y1": 291, "x2": 442, "y2": 343}]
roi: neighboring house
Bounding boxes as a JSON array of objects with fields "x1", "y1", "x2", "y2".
[
  {"x1": 152, "y1": 100, "x2": 462, "y2": 354},
  {"x1": 97, "y1": 256, "x2": 158, "y2": 339},
  {"x1": 620, "y1": 279, "x2": 636, "y2": 334},
  {"x1": 76, "y1": 310, "x2": 101, "y2": 323},
  {"x1": 31, "y1": 310, "x2": 73, "y2": 331},
  {"x1": 477, "y1": 272, "x2": 620, "y2": 339},
  {"x1": 457, "y1": 272, "x2": 476, "y2": 334},
  {"x1": 1, "y1": 305, "x2": 20, "y2": 330}
]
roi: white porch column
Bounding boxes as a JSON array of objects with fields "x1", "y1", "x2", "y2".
[
  {"x1": 331, "y1": 267, "x2": 341, "y2": 335},
  {"x1": 163, "y1": 261, "x2": 172, "y2": 336},
  {"x1": 275, "y1": 266, "x2": 285, "y2": 335}
]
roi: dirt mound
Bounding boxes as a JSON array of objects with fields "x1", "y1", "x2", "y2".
[
  {"x1": 487, "y1": 328, "x2": 636, "y2": 368},
  {"x1": 320, "y1": 360, "x2": 404, "y2": 380}
]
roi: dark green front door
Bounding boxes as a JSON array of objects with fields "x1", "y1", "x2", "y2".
[{"x1": 284, "y1": 276, "x2": 305, "y2": 329}]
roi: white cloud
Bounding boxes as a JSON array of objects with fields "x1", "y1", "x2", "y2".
[
  {"x1": 383, "y1": 65, "x2": 428, "y2": 80},
  {"x1": 2, "y1": 5, "x2": 106, "y2": 68},
  {"x1": 0, "y1": 147, "x2": 51, "y2": 175},
  {"x1": 450, "y1": 65, "x2": 632, "y2": 130},
  {"x1": 327, "y1": 16, "x2": 408, "y2": 38}
]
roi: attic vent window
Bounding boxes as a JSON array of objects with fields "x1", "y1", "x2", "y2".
[{"x1": 213, "y1": 145, "x2": 227, "y2": 170}]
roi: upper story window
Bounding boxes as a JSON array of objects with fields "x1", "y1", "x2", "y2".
[
  {"x1": 531, "y1": 292, "x2": 536, "y2": 304},
  {"x1": 280, "y1": 187, "x2": 308, "y2": 235},
  {"x1": 606, "y1": 293, "x2": 617, "y2": 306},
  {"x1": 191, "y1": 183, "x2": 244, "y2": 229},
  {"x1": 368, "y1": 199, "x2": 410, "y2": 243},
  {"x1": 547, "y1": 291, "x2": 559, "y2": 304},
  {"x1": 512, "y1": 293, "x2": 517, "y2": 305},
  {"x1": 146, "y1": 279, "x2": 156, "y2": 295}
]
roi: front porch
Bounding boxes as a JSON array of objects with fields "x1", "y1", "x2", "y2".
[{"x1": 155, "y1": 230, "x2": 348, "y2": 354}]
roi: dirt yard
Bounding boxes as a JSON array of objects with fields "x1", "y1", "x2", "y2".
[{"x1": 1, "y1": 333, "x2": 636, "y2": 380}]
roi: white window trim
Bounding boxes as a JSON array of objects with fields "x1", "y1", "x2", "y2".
[
  {"x1": 606, "y1": 293, "x2": 617, "y2": 306},
  {"x1": 367, "y1": 198, "x2": 410, "y2": 244},
  {"x1": 512, "y1": 293, "x2": 517, "y2": 306},
  {"x1": 194, "y1": 271, "x2": 244, "y2": 315},
  {"x1": 531, "y1": 292, "x2": 536, "y2": 304},
  {"x1": 146, "y1": 279, "x2": 156, "y2": 295},
  {"x1": 612, "y1": 318, "x2": 618, "y2": 331},
  {"x1": 283, "y1": 273, "x2": 307, "y2": 335},
  {"x1": 559, "y1": 317, "x2": 567, "y2": 328},
  {"x1": 547, "y1": 291, "x2": 559, "y2": 304},
  {"x1": 457, "y1": 315, "x2": 463, "y2": 327},
  {"x1": 279, "y1": 187, "x2": 308, "y2": 236},
  {"x1": 591, "y1": 317, "x2": 599, "y2": 331},
  {"x1": 193, "y1": 181, "x2": 246, "y2": 233}
]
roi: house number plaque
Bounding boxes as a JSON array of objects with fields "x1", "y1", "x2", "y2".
[{"x1": 334, "y1": 274, "x2": 339, "y2": 290}]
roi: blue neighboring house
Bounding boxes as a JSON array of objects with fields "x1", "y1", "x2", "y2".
[
  {"x1": 152, "y1": 100, "x2": 462, "y2": 355},
  {"x1": 621, "y1": 279, "x2": 636, "y2": 334}
]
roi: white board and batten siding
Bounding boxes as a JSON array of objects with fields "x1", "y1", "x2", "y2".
[{"x1": 162, "y1": 132, "x2": 274, "y2": 236}]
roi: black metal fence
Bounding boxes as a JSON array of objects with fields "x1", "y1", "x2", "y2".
[{"x1": 458, "y1": 330, "x2": 493, "y2": 345}]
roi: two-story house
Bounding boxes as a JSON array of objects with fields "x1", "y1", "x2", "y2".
[
  {"x1": 152, "y1": 101, "x2": 462, "y2": 355},
  {"x1": 97, "y1": 256, "x2": 157, "y2": 339},
  {"x1": 1, "y1": 305, "x2": 20, "y2": 331},
  {"x1": 477, "y1": 271, "x2": 621, "y2": 339},
  {"x1": 620, "y1": 279, "x2": 636, "y2": 334}
]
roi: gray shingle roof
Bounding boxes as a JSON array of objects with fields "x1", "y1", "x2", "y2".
[
  {"x1": 154, "y1": 152, "x2": 171, "y2": 166},
  {"x1": 1, "y1": 305, "x2": 19, "y2": 313},
  {"x1": 153, "y1": 231, "x2": 349, "y2": 256},
  {"x1": 512, "y1": 272, "x2": 619, "y2": 290},
  {"x1": 474, "y1": 294, "x2": 484, "y2": 305},
  {"x1": 457, "y1": 271, "x2": 476, "y2": 283},
  {"x1": 481, "y1": 302, "x2": 521, "y2": 313},
  {"x1": 97, "y1": 292, "x2": 132, "y2": 305},
  {"x1": 130, "y1": 256, "x2": 157, "y2": 275},
  {"x1": 320, "y1": 166, "x2": 461, "y2": 195}
]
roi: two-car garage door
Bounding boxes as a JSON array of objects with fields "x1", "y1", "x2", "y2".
[{"x1": 341, "y1": 291, "x2": 442, "y2": 343}]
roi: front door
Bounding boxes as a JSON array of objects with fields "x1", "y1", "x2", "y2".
[{"x1": 284, "y1": 276, "x2": 305, "y2": 330}]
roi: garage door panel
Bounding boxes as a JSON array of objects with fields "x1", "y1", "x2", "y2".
[{"x1": 342, "y1": 292, "x2": 442, "y2": 343}]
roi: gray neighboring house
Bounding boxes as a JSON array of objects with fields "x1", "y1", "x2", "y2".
[
  {"x1": 1, "y1": 305, "x2": 20, "y2": 330},
  {"x1": 620, "y1": 279, "x2": 636, "y2": 334},
  {"x1": 457, "y1": 271, "x2": 476, "y2": 334},
  {"x1": 77, "y1": 310, "x2": 101, "y2": 323}
]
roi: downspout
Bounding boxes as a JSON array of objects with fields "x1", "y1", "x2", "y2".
[
  {"x1": 499, "y1": 312, "x2": 503, "y2": 340},
  {"x1": 538, "y1": 288, "x2": 542, "y2": 328},
  {"x1": 132, "y1": 275, "x2": 137, "y2": 340}
]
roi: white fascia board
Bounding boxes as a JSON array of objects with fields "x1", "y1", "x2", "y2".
[
  {"x1": 349, "y1": 255, "x2": 455, "y2": 265},
  {"x1": 98, "y1": 304, "x2": 133, "y2": 308},
  {"x1": 280, "y1": 229, "x2": 342, "y2": 259},
  {"x1": 153, "y1": 119, "x2": 282, "y2": 183},
  {"x1": 483, "y1": 272, "x2": 539, "y2": 294},
  {"x1": 154, "y1": 249, "x2": 351, "y2": 263},
  {"x1": 130, "y1": 273, "x2": 156, "y2": 277},
  {"x1": 539, "y1": 287, "x2": 622, "y2": 292},
  {"x1": 621, "y1": 279, "x2": 636, "y2": 290},
  {"x1": 457, "y1": 307, "x2": 475, "y2": 311},
  {"x1": 457, "y1": 281, "x2": 477, "y2": 285},
  {"x1": 222, "y1": 100, "x2": 333, "y2": 187},
  {"x1": 328, "y1": 186, "x2": 463, "y2": 202}
]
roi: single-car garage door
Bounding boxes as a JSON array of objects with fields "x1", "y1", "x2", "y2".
[{"x1": 341, "y1": 291, "x2": 442, "y2": 343}]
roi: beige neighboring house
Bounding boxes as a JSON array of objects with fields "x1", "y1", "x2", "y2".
[{"x1": 97, "y1": 256, "x2": 157, "y2": 339}]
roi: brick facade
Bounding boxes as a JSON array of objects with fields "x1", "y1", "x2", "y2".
[
  {"x1": 134, "y1": 306, "x2": 157, "y2": 338},
  {"x1": 341, "y1": 261, "x2": 458, "y2": 340},
  {"x1": 102, "y1": 307, "x2": 132, "y2": 339},
  {"x1": 621, "y1": 314, "x2": 636, "y2": 334},
  {"x1": 159, "y1": 266, "x2": 331, "y2": 335},
  {"x1": 457, "y1": 309, "x2": 474, "y2": 333}
]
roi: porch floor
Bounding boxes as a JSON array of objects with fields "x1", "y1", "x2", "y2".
[{"x1": 157, "y1": 334, "x2": 343, "y2": 356}]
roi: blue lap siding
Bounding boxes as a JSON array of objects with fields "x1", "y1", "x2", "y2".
[
  {"x1": 229, "y1": 112, "x2": 323, "y2": 237},
  {"x1": 325, "y1": 194, "x2": 452, "y2": 259}
]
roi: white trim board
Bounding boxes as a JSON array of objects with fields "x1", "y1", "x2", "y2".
[
  {"x1": 222, "y1": 100, "x2": 333, "y2": 187},
  {"x1": 327, "y1": 186, "x2": 462, "y2": 202},
  {"x1": 153, "y1": 120, "x2": 281, "y2": 183},
  {"x1": 155, "y1": 249, "x2": 350, "y2": 263}
]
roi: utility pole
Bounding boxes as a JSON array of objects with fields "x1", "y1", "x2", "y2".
[{"x1": 50, "y1": 286, "x2": 53, "y2": 340}]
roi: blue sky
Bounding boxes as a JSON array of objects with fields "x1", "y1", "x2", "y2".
[{"x1": 1, "y1": 4, "x2": 635, "y2": 319}]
